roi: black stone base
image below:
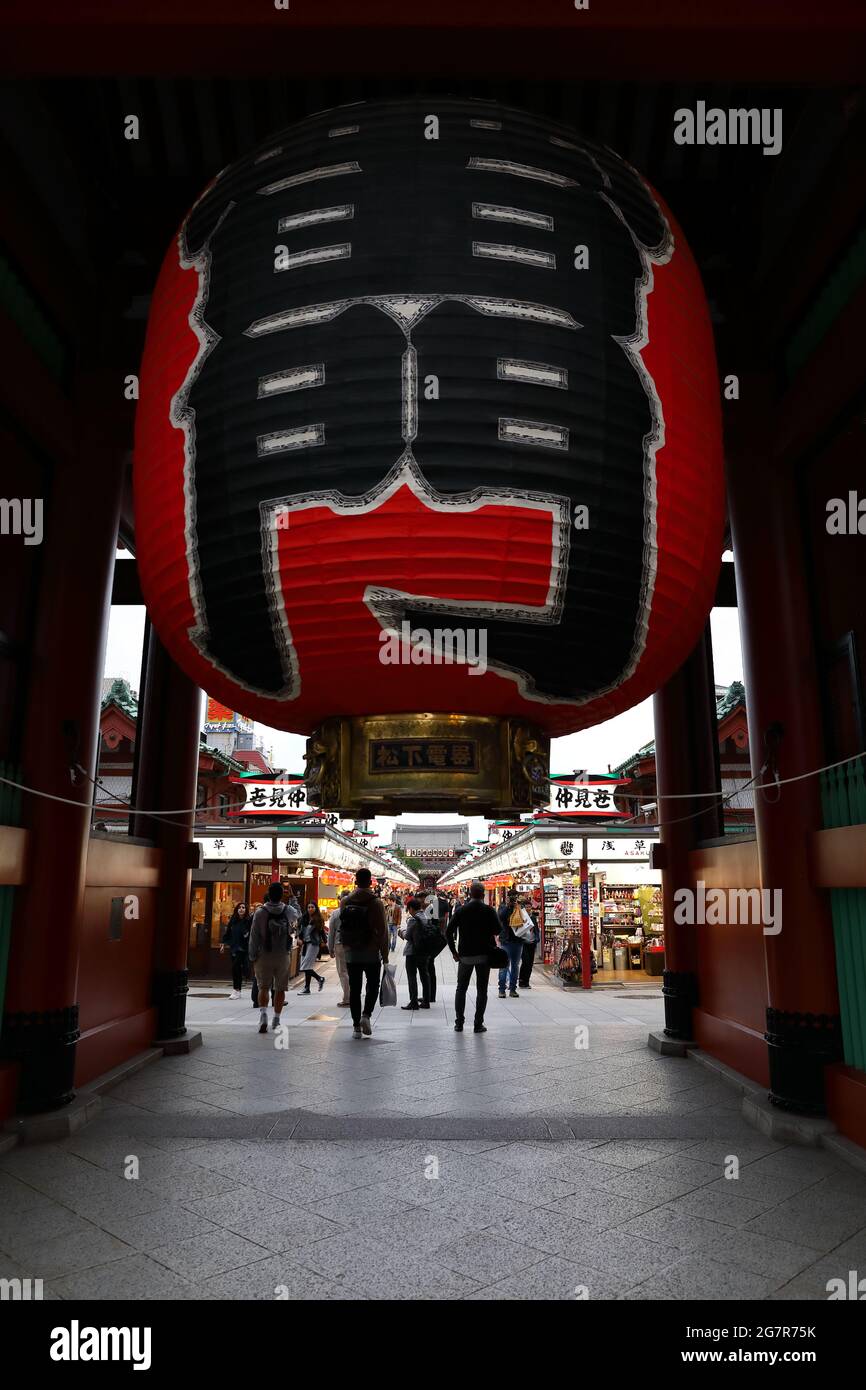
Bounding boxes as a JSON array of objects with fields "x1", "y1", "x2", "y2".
[
  {"x1": 0, "y1": 1006, "x2": 80, "y2": 1113},
  {"x1": 765, "y1": 1008, "x2": 842, "y2": 1115},
  {"x1": 153, "y1": 968, "x2": 189, "y2": 1041},
  {"x1": 662, "y1": 969, "x2": 698, "y2": 1041}
]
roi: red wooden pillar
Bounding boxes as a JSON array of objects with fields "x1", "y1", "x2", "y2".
[
  {"x1": 579, "y1": 857, "x2": 592, "y2": 990},
  {"x1": 728, "y1": 404, "x2": 841, "y2": 1113},
  {"x1": 652, "y1": 624, "x2": 722, "y2": 1042},
  {"x1": 1, "y1": 387, "x2": 123, "y2": 1112},
  {"x1": 131, "y1": 628, "x2": 201, "y2": 1042}
]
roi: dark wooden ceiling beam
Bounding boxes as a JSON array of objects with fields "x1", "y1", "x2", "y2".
[{"x1": 5, "y1": 3, "x2": 866, "y2": 81}]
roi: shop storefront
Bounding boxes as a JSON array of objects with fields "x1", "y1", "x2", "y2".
[
  {"x1": 438, "y1": 825, "x2": 660, "y2": 985},
  {"x1": 188, "y1": 825, "x2": 417, "y2": 979}
]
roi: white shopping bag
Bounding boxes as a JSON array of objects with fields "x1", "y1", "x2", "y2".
[{"x1": 379, "y1": 964, "x2": 397, "y2": 1007}]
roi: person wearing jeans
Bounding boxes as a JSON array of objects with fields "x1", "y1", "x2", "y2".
[
  {"x1": 447, "y1": 880, "x2": 501, "y2": 1033},
  {"x1": 340, "y1": 867, "x2": 389, "y2": 1038},
  {"x1": 387, "y1": 894, "x2": 402, "y2": 952},
  {"x1": 497, "y1": 889, "x2": 524, "y2": 998}
]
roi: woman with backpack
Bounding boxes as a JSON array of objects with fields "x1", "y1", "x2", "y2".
[{"x1": 298, "y1": 901, "x2": 326, "y2": 994}]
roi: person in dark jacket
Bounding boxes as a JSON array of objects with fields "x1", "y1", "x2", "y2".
[
  {"x1": 298, "y1": 902, "x2": 326, "y2": 994},
  {"x1": 220, "y1": 902, "x2": 250, "y2": 998},
  {"x1": 447, "y1": 881, "x2": 501, "y2": 1032},
  {"x1": 518, "y1": 898, "x2": 541, "y2": 989},
  {"x1": 399, "y1": 896, "x2": 433, "y2": 1011},
  {"x1": 420, "y1": 892, "x2": 446, "y2": 1003},
  {"x1": 341, "y1": 867, "x2": 390, "y2": 1038}
]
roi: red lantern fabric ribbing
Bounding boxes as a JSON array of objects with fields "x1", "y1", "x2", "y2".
[{"x1": 134, "y1": 98, "x2": 724, "y2": 737}]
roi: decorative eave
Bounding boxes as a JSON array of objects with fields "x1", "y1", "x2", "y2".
[
  {"x1": 611, "y1": 681, "x2": 748, "y2": 777},
  {"x1": 100, "y1": 677, "x2": 139, "y2": 720},
  {"x1": 197, "y1": 735, "x2": 249, "y2": 777}
]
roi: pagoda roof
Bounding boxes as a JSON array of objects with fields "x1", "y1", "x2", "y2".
[
  {"x1": 610, "y1": 681, "x2": 747, "y2": 776},
  {"x1": 101, "y1": 677, "x2": 139, "y2": 719}
]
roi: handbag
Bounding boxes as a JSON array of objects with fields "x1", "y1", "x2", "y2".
[
  {"x1": 379, "y1": 963, "x2": 397, "y2": 1007},
  {"x1": 488, "y1": 946, "x2": 509, "y2": 969}
]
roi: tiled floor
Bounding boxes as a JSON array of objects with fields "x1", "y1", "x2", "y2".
[{"x1": 2, "y1": 953, "x2": 864, "y2": 1300}]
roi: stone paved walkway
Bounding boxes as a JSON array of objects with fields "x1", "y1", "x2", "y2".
[{"x1": 2, "y1": 953, "x2": 865, "y2": 1300}]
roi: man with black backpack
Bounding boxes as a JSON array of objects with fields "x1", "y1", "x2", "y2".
[
  {"x1": 248, "y1": 882, "x2": 301, "y2": 1034},
  {"x1": 339, "y1": 867, "x2": 390, "y2": 1038}
]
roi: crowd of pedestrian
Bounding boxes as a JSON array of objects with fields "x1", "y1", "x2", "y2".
[{"x1": 219, "y1": 872, "x2": 541, "y2": 1037}]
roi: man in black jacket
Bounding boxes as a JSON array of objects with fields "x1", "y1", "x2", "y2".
[{"x1": 447, "y1": 881, "x2": 501, "y2": 1033}]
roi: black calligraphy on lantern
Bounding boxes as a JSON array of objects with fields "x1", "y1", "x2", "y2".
[{"x1": 178, "y1": 107, "x2": 672, "y2": 707}]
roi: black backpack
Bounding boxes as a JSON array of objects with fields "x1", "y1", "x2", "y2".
[
  {"x1": 415, "y1": 914, "x2": 447, "y2": 958},
  {"x1": 339, "y1": 900, "x2": 372, "y2": 950},
  {"x1": 263, "y1": 905, "x2": 289, "y2": 952}
]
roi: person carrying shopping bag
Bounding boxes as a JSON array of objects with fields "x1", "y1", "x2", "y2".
[
  {"x1": 497, "y1": 889, "x2": 525, "y2": 998},
  {"x1": 516, "y1": 897, "x2": 540, "y2": 989}
]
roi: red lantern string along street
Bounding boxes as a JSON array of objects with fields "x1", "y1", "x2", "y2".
[{"x1": 135, "y1": 98, "x2": 723, "y2": 743}]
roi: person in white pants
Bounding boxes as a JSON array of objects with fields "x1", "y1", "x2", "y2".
[{"x1": 328, "y1": 891, "x2": 351, "y2": 1007}]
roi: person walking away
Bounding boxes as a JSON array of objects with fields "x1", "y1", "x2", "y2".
[
  {"x1": 220, "y1": 902, "x2": 250, "y2": 999},
  {"x1": 447, "y1": 880, "x2": 501, "y2": 1032},
  {"x1": 298, "y1": 902, "x2": 326, "y2": 993},
  {"x1": 399, "y1": 897, "x2": 436, "y2": 1011},
  {"x1": 518, "y1": 899, "x2": 541, "y2": 989},
  {"x1": 497, "y1": 889, "x2": 524, "y2": 999},
  {"x1": 328, "y1": 891, "x2": 351, "y2": 1007},
  {"x1": 248, "y1": 883, "x2": 300, "y2": 1033},
  {"x1": 340, "y1": 867, "x2": 389, "y2": 1037}
]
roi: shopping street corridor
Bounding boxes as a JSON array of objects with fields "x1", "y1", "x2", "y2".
[{"x1": 2, "y1": 954, "x2": 865, "y2": 1301}]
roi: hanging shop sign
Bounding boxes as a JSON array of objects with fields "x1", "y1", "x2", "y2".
[
  {"x1": 586, "y1": 836, "x2": 653, "y2": 861},
  {"x1": 197, "y1": 836, "x2": 271, "y2": 861},
  {"x1": 134, "y1": 97, "x2": 724, "y2": 819},
  {"x1": 228, "y1": 779, "x2": 309, "y2": 815},
  {"x1": 544, "y1": 780, "x2": 629, "y2": 816}
]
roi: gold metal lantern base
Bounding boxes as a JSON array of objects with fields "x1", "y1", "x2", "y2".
[{"x1": 304, "y1": 714, "x2": 550, "y2": 818}]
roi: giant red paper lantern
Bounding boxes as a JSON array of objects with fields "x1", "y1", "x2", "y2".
[{"x1": 135, "y1": 98, "x2": 724, "y2": 739}]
